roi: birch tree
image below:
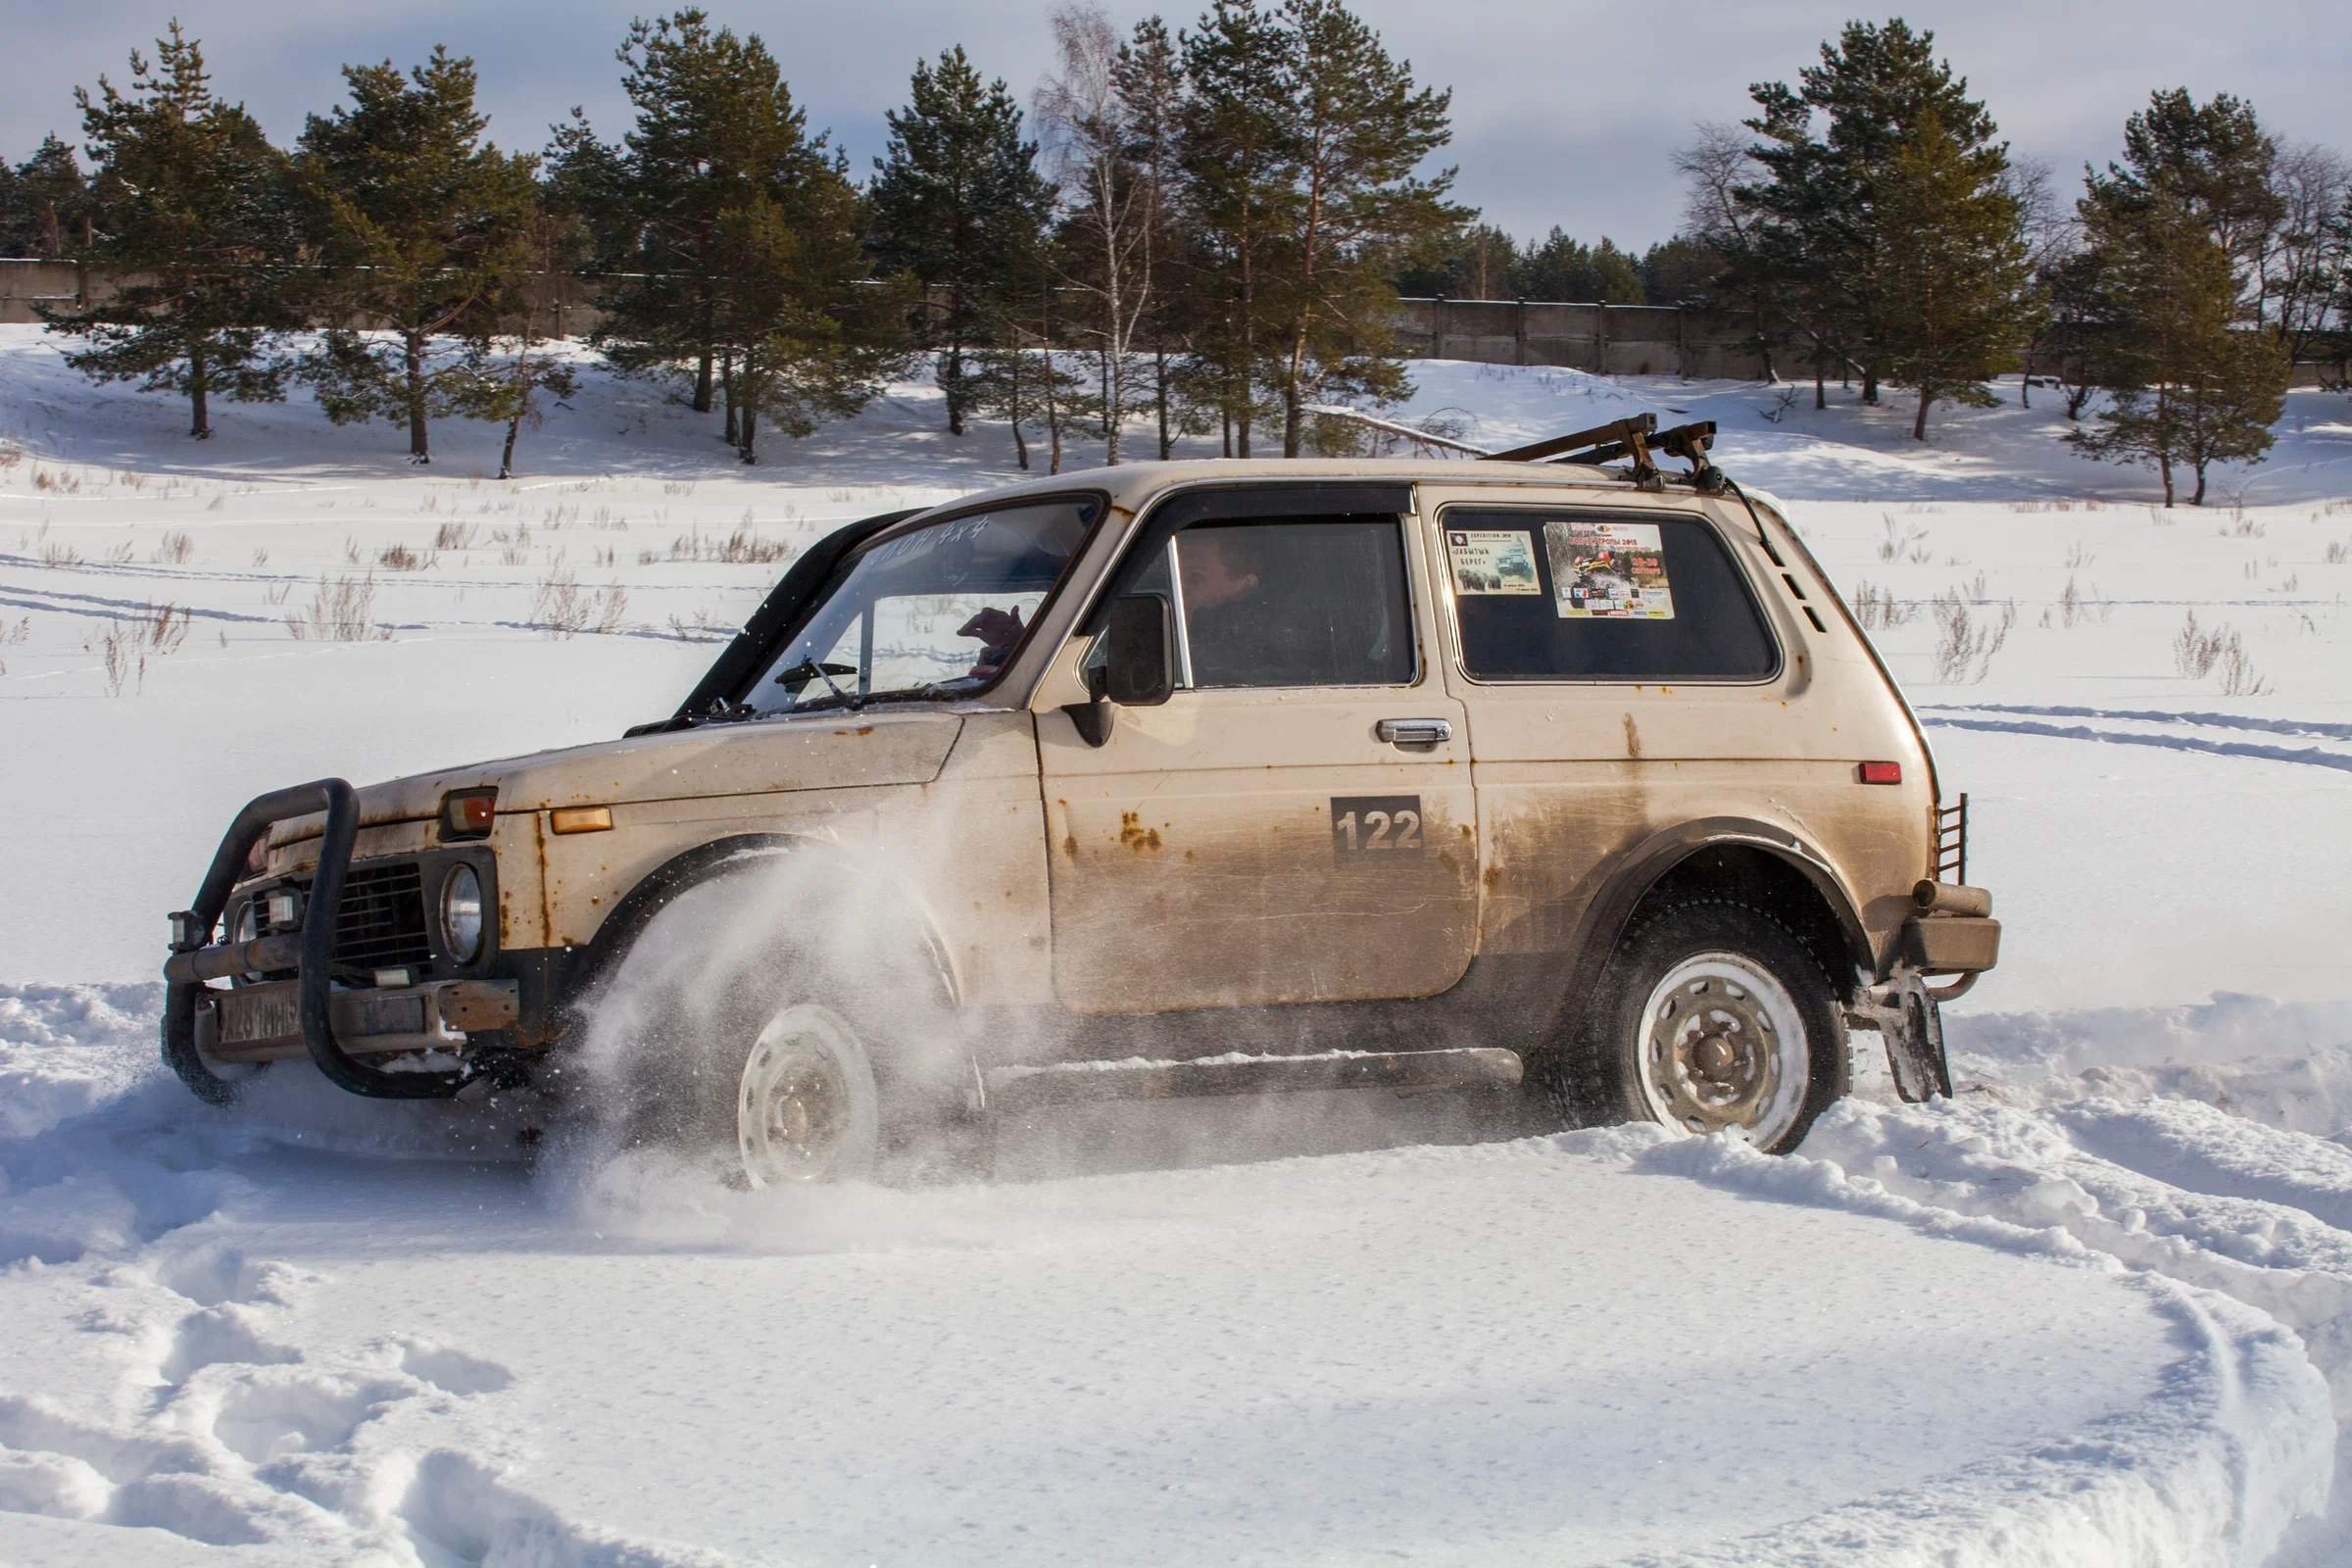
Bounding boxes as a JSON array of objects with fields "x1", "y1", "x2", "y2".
[{"x1": 1035, "y1": 4, "x2": 1150, "y2": 464}]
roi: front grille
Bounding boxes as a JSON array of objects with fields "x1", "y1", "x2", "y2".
[{"x1": 333, "y1": 862, "x2": 432, "y2": 975}]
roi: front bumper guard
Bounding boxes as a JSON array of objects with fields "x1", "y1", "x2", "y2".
[{"x1": 162, "y1": 778, "x2": 470, "y2": 1102}]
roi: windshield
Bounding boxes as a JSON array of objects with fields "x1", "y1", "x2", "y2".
[{"x1": 743, "y1": 497, "x2": 1102, "y2": 715}]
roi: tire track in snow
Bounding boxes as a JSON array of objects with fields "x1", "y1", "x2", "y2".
[
  {"x1": 1785, "y1": 1092, "x2": 2352, "y2": 1565},
  {"x1": 1920, "y1": 702, "x2": 2352, "y2": 743},
  {"x1": 1921, "y1": 713, "x2": 2352, "y2": 773},
  {"x1": 1593, "y1": 1116, "x2": 2341, "y2": 1568}
]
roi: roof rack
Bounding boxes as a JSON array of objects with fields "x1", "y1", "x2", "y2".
[
  {"x1": 1296, "y1": 404, "x2": 1725, "y2": 493},
  {"x1": 1482, "y1": 415, "x2": 1723, "y2": 492}
]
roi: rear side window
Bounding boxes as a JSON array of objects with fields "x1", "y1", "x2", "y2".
[{"x1": 1442, "y1": 510, "x2": 1777, "y2": 682}]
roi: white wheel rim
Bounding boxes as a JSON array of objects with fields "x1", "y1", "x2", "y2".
[
  {"x1": 737, "y1": 1004, "x2": 875, "y2": 1187},
  {"x1": 1635, "y1": 952, "x2": 1809, "y2": 1147}
]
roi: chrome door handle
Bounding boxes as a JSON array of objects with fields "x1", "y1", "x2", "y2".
[{"x1": 1377, "y1": 717, "x2": 1454, "y2": 748}]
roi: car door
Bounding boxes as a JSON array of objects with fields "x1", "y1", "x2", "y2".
[{"x1": 1034, "y1": 485, "x2": 1480, "y2": 1013}]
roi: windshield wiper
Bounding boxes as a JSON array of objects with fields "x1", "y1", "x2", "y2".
[{"x1": 771, "y1": 658, "x2": 861, "y2": 709}]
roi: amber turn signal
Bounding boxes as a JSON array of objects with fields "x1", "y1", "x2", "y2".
[
  {"x1": 549, "y1": 806, "x2": 613, "y2": 835},
  {"x1": 441, "y1": 787, "x2": 498, "y2": 840}
]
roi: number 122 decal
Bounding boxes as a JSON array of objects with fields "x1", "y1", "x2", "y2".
[{"x1": 1331, "y1": 796, "x2": 1424, "y2": 859}]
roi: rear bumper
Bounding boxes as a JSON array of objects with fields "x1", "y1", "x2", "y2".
[
  {"x1": 1898, "y1": 914, "x2": 2001, "y2": 975},
  {"x1": 200, "y1": 976, "x2": 520, "y2": 1064}
]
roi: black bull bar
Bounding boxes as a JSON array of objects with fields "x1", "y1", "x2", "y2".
[{"x1": 162, "y1": 778, "x2": 466, "y2": 1102}]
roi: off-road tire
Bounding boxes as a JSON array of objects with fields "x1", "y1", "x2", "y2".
[{"x1": 1531, "y1": 899, "x2": 1848, "y2": 1153}]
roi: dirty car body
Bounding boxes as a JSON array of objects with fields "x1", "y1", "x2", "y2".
[{"x1": 162, "y1": 451, "x2": 1998, "y2": 1162}]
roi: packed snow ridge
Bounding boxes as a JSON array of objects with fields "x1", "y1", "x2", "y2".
[{"x1": 3, "y1": 331, "x2": 2351, "y2": 1564}]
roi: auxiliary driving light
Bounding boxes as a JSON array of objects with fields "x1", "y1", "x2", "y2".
[
  {"x1": 169, "y1": 910, "x2": 204, "y2": 951},
  {"x1": 440, "y1": 864, "x2": 485, "y2": 964},
  {"x1": 265, "y1": 889, "x2": 302, "y2": 928},
  {"x1": 441, "y1": 787, "x2": 498, "y2": 841}
]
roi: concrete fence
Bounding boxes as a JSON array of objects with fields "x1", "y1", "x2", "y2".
[
  {"x1": 1393, "y1": 297, "x2": 1766, "y2": 378},
  {"x1": 1, "y1": 258, "x2": 1766, "y2": 378},
  {"x1": 0, "y1": 260, "x2": 82, "y2": 323},
  {"x1": 12, "y1": 258, "x2": 2342, "y2": 387}
]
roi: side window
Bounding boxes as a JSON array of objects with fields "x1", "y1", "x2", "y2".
[
  {"x1": 1444, "y1": 511, "x2": 1777, "y2": 682},
  {"x1": 1174, "y1": 517, "x2": 1413, "y2": 689}
]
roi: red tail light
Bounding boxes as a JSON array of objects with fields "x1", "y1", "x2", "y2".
[{"x1": 1857, "y1": 760, "x2": 1903, "y2": 786}]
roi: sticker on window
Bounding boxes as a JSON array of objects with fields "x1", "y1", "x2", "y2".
[
  {"x1": 1544, "y1": 520, "x2": 1674, "y2": 619},
  {"x1": 1446, "y1": 529, "x2": 1542, "y2": 596}
]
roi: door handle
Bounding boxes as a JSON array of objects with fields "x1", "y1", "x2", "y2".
[{"x1": 1377, "y1": 717, "x2": 1454, "y2": 748}]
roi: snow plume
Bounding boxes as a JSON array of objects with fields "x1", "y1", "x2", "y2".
[
  {"x1": 534, "y1": 825, "x2": 1512, "y2": 1237},
  {"x1": 538, "y1": 830, "x2": 987, "y2": 1241}
]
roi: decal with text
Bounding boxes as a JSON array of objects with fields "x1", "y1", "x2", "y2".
[
  {"x1": 1446, "y1": 529, "x2": 1543, "y2": 596},
  {"x1": 1544, "y1": 519, "x2": 1674, "y2": 619}
]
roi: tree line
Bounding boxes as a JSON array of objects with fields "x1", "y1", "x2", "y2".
[
  {"x1": 3, "y1": 1, "x2": 1461, "y2": 469},
  {"x1": 5, "y1": 10, "x2": 2348, "y2": 499},
  {"x1": 1669, "y1": 20, "x2": 2349, "y2": 502}
]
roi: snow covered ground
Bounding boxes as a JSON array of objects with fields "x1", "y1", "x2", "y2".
[{"x1": 2, "y1": 327, "x2": 2351, "y2": 1564}]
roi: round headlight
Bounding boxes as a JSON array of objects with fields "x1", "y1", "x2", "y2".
[
  {"x1": 233, "y1": 901, "x2": 259, "y2": 946},
  {"x1": 440, "y1": 864, "x2": 485, "y2": 964}
]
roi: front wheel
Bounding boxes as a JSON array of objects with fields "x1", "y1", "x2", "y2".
[
  {"x1": 1534, "y1": 900, "x2": 1849, "y2": 1153},
  {"x1": 730, "y1": 1003, "x2": 884, "y2": 1187}
]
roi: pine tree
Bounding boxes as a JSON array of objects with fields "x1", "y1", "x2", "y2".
[
  {"x1": 484, "y1": 204, "x2": 584, "y2": 481},
  {"x1": 1638, "y1": 236, "x2": 1718, "y2": 306},
  {"x1": 1399, "y1": 221, "x2": 1517, "y2": 300},
  {"x1": 969, "y1": 224, "x2": 1095, "y2": 472},
  {"x1": 1740, "y1": 21, "x2": 2003, "y2": 406},
  {"x1": 869, "y1": 47, "x2": 1054, "y2": 436},
  {"x1": 296, "y1": 48, "x2": 539, "y2": 464},
  {"x1": 2068, "y1": 187, "x2": 2287, "y2": 506},
  {"x1": 1268, "y1": 0, "x2": 1457, "y2": 455},
  {"x1": 8, "y1": 135, "x2": 96, "y2": 258},
  {"x1": 2035, "y1": 246, "x2": 2119, "y2": 420},
  {"x1": 1875, "y1": 108, "x2": 2035, "y2": 439},
  {"x1": 1513, "y1": 229, "x2": 1645, "y2": 303},
  {"x1": 2098, "y1": 89, "x2": 2280, "y2": 279},
  {"x1": 45, "y1": 24, "x2": 301, "y2": 438},
  {"x1": 542, "y1": 108, "x2": 638, "y2": 276},
  {"x1": 1176, "y1": 0, "x2": 1296, "y2": 457},
  {"x1": 596, "y1": 11, "x2": 807, "y2": 420},
  {"x1": 709, "y1": 164, "x2": 909, "y2": 465},
  {"x1": 0, "y1": 155, "x2": 24, "y2": 255},
  {"x1": 602, "y1": 12, "x2": 727, "y2": 415}
]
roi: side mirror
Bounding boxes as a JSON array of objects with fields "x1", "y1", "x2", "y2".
[{"x1": 1101, "y1": 594, "x2": 1176, "y2": 708}]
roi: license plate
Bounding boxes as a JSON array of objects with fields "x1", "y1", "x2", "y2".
[
  {"x1": 347, "y1": 993, "x2": 426, "y2": 1038},
  {"x1": 220, "y1": 985, "x2": 301, "y2": 1045}
]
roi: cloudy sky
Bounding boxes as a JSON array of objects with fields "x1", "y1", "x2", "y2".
[{"x1": 7, "y1": 1, "x2": 2345, "y2": 248}]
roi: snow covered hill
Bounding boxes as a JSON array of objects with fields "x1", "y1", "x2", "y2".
[{"x1": 3, "y1": 328, "x2": 2351, "y2": 1565}]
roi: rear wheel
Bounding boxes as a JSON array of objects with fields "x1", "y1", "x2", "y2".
[{"x1": 1534, "y1": 900, "x2": 1848, "y2": 1153}]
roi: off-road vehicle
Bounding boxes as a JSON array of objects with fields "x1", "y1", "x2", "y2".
[{"x1": 162, "y1": 416, "x2": 1998, "y2": 1181}]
